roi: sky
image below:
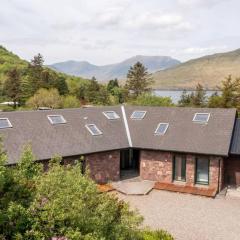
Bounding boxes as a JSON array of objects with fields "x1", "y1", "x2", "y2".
[{"x1": 0, "y1": 0, "x2": 240, "y2": 65}]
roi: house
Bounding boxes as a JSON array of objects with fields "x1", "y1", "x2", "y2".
[{"x1": 0, "y1": 105, "x2": 239, "y2": 197}]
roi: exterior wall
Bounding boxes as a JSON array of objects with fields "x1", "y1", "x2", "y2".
[
  {"x1": 140, "y1": 150, "x2": 223, "y2": 193},
  {"x1": 140, "y1": 151, "x2": 173, "y2": 182},
  {"x1": 225, "y1": 156, "x2": 240, "y2": 185},
  {"x1": 85, "y1": 150, "x2": 120, "y2": 183},
  {"x1": 39, "y1": 151, "x2": 120, "y2": 184}
]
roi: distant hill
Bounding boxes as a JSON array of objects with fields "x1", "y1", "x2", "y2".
[
  {"x1": 0, "y1": 46, "x2": 86, "y2": 92},
  {"x1": 49, "y1": 55, "x2": 181, "y2": 81},
  {"x1": 152, "y1": 49, "x2": 240, "y2": 89},
  {"x1": 0, "y1": 45, "x2": 28, "y2": 82}
]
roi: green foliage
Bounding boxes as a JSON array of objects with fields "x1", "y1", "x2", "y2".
[
  {"x1": 178, "y1": 90, "x2": 192, "y2": 107},
  {"x1": 141, "y1": 230, "x2": 174, "y2": 240},
  {"x1": 3, "y1": 67, "x2": 22, "y2": 108},
  {"x1": 107, "y1": 79, "x2": 119, "y2": 93},
  {"x1": 208, "y1": 92, "x2": 222, "y2": 108},
  {"x1": 28, "y1": 160, "x2": 142, "y2": 239},
  {"x1": 219, "y1": 75, "x2": 240, "y2": 108},
  {"x1": 63, "y1": 95, "x2": 81, "y2": 108},
  {"x1": 0, "y1": 137, "x2": 7, "y2": 192},
  {"x1": 130, "y1": 93, "x2": 174, "y2": 107},
  {"x1": 26, "y1": 88, "x2": 62, "y2": 109},
  {"x1": 178, "y1": 84, "x2": 206, "y2": 107},
  {"x1": 0, "y1": 141, "x2": 173, "y2": 239},
  {"x1": 191, "y1": 83, "x2": 206, "y2": 107},
  {"x1": 17, "y1": 145, "x2": 41, "y2": 180},
  {"x1": 85, "y1": 77, "x2": 110, "y2": 105},
  {"x1": 125, "y1": 62, "x2": 154, "y2": 98}
]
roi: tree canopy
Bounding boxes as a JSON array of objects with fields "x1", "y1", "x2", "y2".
[{"x1": 125, "y1": 62, "x2": 154, "y2": 98}]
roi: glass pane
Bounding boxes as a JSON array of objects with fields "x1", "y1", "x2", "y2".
[
  {"x1": 155, "y1": 123, "x2": 169, "y2": 135},
  {"x1": 0, "y1": 119, "x2": 11, "y2": 128},
  {"x1": 196, "y1": 158, "x2": 209, "y2": 184},
  {"x1": 49, "y1": 115, "x2": 65, "y2": 124},
  {"x1": 104, "y1": 111, "x2": 119, "y2": 119},
  {"x1": 174, "y1": 155, "x2": 186, "y2": 181},
  {"x1": 194, "y1": 113, "x2": 209, "y2": 122},
  {"x1": 131, "y1": 111, "x2": 146, "y2": 119},
  {"x1": 86, "y1": 124, "x2": 102, "y2": 135}
]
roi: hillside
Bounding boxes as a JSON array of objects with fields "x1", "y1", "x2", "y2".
[
  {"x1": 152, "y1": 49, "x2": 240, "y2": 89},
  {"x1": 49, "y1": 55, "x2": 180, "y2": 81},
  {"x1": 0, "y1": 45, "x2": 28, "y2": 82}
]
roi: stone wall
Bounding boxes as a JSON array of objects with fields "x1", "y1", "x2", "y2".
[
  {"x1": 40, "y1": 151, "x2": 120, "y2": 184},
  {"x1": 140, "y1": 150, "x2": 223, "y2": 192},
  {"x1": 85, "y1": 150, "x2": 120, "y2": 183}
]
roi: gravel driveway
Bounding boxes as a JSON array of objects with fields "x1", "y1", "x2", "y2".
[{"x1": 114, "y1": 190, "x2": 240, "y2": 240}]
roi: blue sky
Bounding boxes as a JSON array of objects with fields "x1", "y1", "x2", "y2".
[{"x1": 0, "y1": 0, "x2": 239, "y2": 64}]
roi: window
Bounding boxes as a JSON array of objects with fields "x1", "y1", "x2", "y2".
[
  {"x1": 193, "y1": 113, "x2": 210, "y2": 123},
  {"x1": 154, "y1": 123, "x2": 169, "y2": 135},
  {"x1": 130, "y1": 111, "x2": 146, "y2": 120},
  {"x1": 173, "y1": 155, "x2": 186, "y2": 181},
  {"x1": 103, "y1": 111, "x2": 120, "y2": 120},
  {"x1": 47, "y1": 115, "x2": 66, "y2": 125},
  {"x1": 195, "y1": 157, "x2": 209, "y2": 184},
  {"x1": 0, "y1": 118, "x2": 12, "y2": 129},
  {"x1": 85, "y1": 124, "x2": 102, "y2": 136}
]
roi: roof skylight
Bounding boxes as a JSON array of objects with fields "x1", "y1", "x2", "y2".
[
  {"x1": 155, "y1": 123, "x2": 169, "y2": 135},
  {"x1": 103, "y1": 111, "x2": 120, "y2": 120},
  {"x1": 85, "y1": 124, "x2": 102, "y2": 136},
  {"x1": 131, "y1": 111, "x2": 146, "y2": 120},
  {"x1": 0, "y1": 118, "x2": 12, "y2": 129},
  {"x1": 193, "y1": 113, "x2": 210, "y2": 123},
  {"x1": 47, "y1": 115, "x2": 66, "y2": 125}
]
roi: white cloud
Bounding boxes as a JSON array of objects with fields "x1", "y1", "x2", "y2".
[
  {"x1": 0, "y1": 0, "x2": 239, "y2": 64},
  {"x1": 123, "y1": 13, "x2": 193, "y2": 31},
  {"x1": 182, "y1": 46, "x2": 228, "y2": 54},
  {"x1": 178, "y1": 0, "x2": 225, "y2": 7}
]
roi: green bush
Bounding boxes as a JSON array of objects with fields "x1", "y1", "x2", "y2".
[{"x1": 141, "y1": 230, "x2": 174, "y2": 240}]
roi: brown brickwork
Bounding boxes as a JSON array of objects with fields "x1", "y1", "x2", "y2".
[
  {"x1": 140, "y1": 150, "x2": 173, "y2": 182},
  {"x1": 85, "y1": 150, "x2": 120, "y2": 183},
  {"x1": 140, "y1": 150, "x2": 223, "y2": 195}
]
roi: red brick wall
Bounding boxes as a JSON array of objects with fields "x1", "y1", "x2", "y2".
[
  {"x1": 85, "y1": 150, "x2": 120, "y2": 183},
  {"x1": 140, "y1": 150, "x2": 223, "y2": 193},
  {"x1": 140, "y1": 151, "x2": 172, "y2": 182}
]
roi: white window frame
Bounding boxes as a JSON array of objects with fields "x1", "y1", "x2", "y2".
[
  {"x1": 47, "y1": 115, "x2": 66, "y2": 125},
  {"x1": 192, "y1": 113, "x2": 210, "y2": 123},
  {"x1": 130, "y1": 111, "x2": 147, "y2": 120},
  {"x1": 154, "y1": 123, "x2": 169, "y2": 135},
  {"x1": 85, "y1": 124, "x2": 102, "y2": 136},
  {"x1": 102, "y1": 111, "x2": 120, "y2": 120},
  {"x1": 0, "y1": 118, "x2": 13, "y2": 129}
]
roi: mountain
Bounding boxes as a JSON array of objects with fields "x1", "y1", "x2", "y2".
[
  {"x1": 152, "y1": 49, "x2": 240, "y2": 89},
  {"x1": 49, "y1": 55, "x2": 181, "y2": 81}
]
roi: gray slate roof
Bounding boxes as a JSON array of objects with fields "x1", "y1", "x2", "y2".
[
  {"x1": 230, "y1": 118, "x2": 240, "y2": 155},
  {"x1": 0, "y1": 106, "x2": 129, "y2": 164},
  {"x1": 125, "y1": 106, "x2": 236, "y2": 156},
  {"x1": 0, "y1": 106, "x2": 237, "y2": 164}
]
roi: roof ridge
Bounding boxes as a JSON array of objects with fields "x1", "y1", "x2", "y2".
[{"x1": 121, "y1": 105, "x2": 132, "y2": 147}]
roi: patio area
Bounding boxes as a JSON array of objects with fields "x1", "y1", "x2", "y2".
[
  {"x1": 114, "y1": 189, "x2": 240, "y2": 240},
  {"x1": 111, "y1": 175, "x2": 155, "y2": 195}
]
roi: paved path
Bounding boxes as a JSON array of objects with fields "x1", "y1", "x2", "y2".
[
  {"x1": 111, "y1": 176, "x2": 155, "y2": 195},
  {"x1": 114, "y1": 190, "x2": 240, "y2": 240}
]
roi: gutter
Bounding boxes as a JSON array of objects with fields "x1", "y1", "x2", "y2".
[{"x1": 121, "y1": 105, "x2": 132, "y2": 147}]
